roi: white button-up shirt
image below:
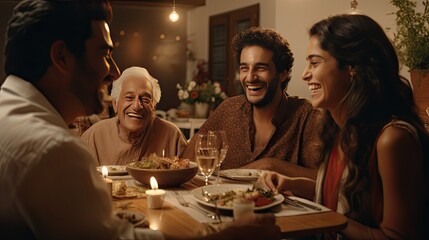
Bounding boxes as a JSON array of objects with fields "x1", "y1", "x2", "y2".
[{"x1": 0, "y1": 75, "x2": 163, "y2": 239}]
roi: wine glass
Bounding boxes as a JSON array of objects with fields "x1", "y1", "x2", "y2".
[
  {"x1": 195, "y1": 133, "x2": 219, "y2": 186},
  {"x1": 208, "y1": 130, "x2": 229, "y2": 184}
]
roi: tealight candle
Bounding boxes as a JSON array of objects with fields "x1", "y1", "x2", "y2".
[
  {"x1": 145, "y1": 176, "x2": 166, "y2": 209},
  {"x1": 101, "y1": 166, "x2": 113, "y2": 197}
]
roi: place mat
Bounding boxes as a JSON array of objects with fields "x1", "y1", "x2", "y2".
[
  {"x1": 191, "y1": 174, "x2": 217, "y2": 186},
  {"x1": 273, "y1": 196, "x2": 330, "y2": 217},
  {"x1": 165, "y1": 189, "x2": 330, "y2": 224},
  {"x1": 165, "y1": 190, "x2": 233, "y2": 224}
]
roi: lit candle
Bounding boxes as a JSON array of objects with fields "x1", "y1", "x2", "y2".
[
  {"x1": 162, "y1": 149, "x2": 165, "y2": 158},
  {"x1": 145, "y1": 176, "x2": 165, "y2": 209},
  {"x1": 150, "y1": 176, "x2": 158, "y2": 190},
  {"x1": 101, "y1": 166, "x2": 112, "y2": 197}
]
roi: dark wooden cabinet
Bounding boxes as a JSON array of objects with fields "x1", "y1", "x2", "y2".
[{"x1": 209, "y1": 4, "x2": 259, "y2": 96}]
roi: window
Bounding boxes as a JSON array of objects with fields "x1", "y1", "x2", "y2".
[{"x1": 209, "y1": 4, "x2": 259, "y2": 96}]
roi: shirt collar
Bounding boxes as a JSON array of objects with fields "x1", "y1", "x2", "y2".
[
  {"x1": 241, "y1": 91, "x2": 290, "y2": 126},
  {"x1": 1, "y1": 75, "x2": 68, "y2": 129}
]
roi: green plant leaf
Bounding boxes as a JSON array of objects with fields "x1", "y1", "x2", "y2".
[{"x1": 391, "y1": 0, "x2": 429, "y2": 69}]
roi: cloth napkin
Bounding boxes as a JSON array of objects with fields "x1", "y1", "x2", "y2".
[{"x1": 112, "y1": 179, "x2": 147, "y2": 199}]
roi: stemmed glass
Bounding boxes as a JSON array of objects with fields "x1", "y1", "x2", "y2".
[
  {"x1": 208, "y1": 130, "x2": 229, "y2": 184},
  {"x1": 195, "y1": 133, "x2": 219, "y2": 186}
]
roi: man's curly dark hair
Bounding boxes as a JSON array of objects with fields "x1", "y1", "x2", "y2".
[{"x1": 232, "y1": 27, "x2": 294, "y2": 90}]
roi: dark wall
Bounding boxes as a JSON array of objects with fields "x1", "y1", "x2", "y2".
[
  {"x1": 110, "y1": 5, "x2": 186, "y2": 111},
  {"x1": 0, "y1": 2, "x2": 18, "y2": 86},
  {"x1": 0, "y1": 2, "x2": 186, "y2": 111}
]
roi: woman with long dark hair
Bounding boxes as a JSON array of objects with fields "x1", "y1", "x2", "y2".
[{"x1": 258, "y1": 14, "x2": 429, "y2": 239}]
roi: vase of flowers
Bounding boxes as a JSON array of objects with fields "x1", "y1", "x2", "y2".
[
  {"x1": 177, "y1": 80, "x2": 227, "y2": 117},
  {"x1": 177, "y1": 59, "x2": 227, "y2": 117},
  {"x1": 194, "y1": 102, "x2": 210, "y2": 118}
]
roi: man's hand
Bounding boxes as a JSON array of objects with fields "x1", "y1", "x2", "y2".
[{"x1": 212, "y1": 213, "x2": 281, "y2": 240}]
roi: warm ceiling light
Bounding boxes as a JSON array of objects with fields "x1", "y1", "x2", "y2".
[{"x1": 169, "y1": 0, "x2": 179, "y2": 22}]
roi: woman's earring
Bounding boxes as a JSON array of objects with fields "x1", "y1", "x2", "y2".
[{"x1": 350, "y1": 70, "x2": 356, "y2": 82}]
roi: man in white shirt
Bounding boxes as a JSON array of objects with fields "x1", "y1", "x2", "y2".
[{"x1": 0, "y1": 0, "x2": 280, "y2": 239}]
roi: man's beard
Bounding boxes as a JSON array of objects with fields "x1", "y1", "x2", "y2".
[{"x1": 245, "y1": 75, "x2": 280, "y2": 108}]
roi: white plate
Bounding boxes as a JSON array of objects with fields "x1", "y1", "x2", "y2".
[
  {"x1": 191, "y1": 184, "x2": 284, "y2": 211},
  {"x1": 113, "y1": 210, "x2": 146, "y2": 226},
  {"x1": 219, "y1": 169, "x2": 264, "y2": 181},
  {"x1": 97, "y1": 165, "x2": 128, "y2": 176}
]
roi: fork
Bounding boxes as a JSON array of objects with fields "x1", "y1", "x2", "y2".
[{"x1": 174, "y1": 192, "x2": 217, "y2": 220}]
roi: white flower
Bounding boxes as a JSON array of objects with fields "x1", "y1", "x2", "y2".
[
  {"x1": 177, "y1": 89, "x2": 184, "y2": 100},
  {"x1": 213, "y1": 82, "x2": 220, "y2": 88},
  {"x1": 176, "y1": 83, "x2": 181, "y2": 89},
  {"x1": 211, "y1": 97, "x2": 215, "y2": 102},
  {"x1": 220, "y1": 92, "x2": 228, "y2": 99},
  {"x1": 188, "y1": 81, "x2": 196, "y2": 89},
  {"x1": 214, "y1": 86, "x2": 221, "y2": 94},
  {"x1": 183, "y1": 91, "x2": 189, "y2": 99}
]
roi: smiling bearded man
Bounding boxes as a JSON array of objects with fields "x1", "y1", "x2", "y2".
[
  {"x1": 182, "y1": 27, "x2": 327, "y2": 180},
  {"x1": 81, "y1": 67, "x2": 187, "y2": 166}
]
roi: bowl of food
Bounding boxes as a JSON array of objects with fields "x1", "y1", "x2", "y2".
[{"x1": 126, "y1": 154, "x2": 198, "y2": 188}]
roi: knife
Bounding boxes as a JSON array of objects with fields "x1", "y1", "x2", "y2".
[
  {"x1": 282, "y1": 197, "x2": 307, "y2": 210},
  {"x1": 282, "y1": 194, "x2": 322, "y2": 211}
]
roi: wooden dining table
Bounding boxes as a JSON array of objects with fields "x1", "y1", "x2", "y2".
[{"x1": 111, "y1": 177, "x2": 348, "y2": 239}]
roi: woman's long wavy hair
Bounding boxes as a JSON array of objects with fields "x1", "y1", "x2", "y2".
[{"x1": 310, "y1": 14, "x2": 429, "y2": 225}]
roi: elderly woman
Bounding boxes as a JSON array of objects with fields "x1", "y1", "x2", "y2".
[
  {"x1": 257, "y1": 14, "x2": 429, "y2": 239},
  {"x1": 82, "y1": 67, "x2": 187, "y2": 165}
]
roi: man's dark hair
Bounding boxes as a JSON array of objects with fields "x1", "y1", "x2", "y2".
[
  {"x1": 4, "y1": 0, "x2": 112, "y2": 83},
  {"x1": 232, "y1": 27, "x2": 294, "y2": 90}
]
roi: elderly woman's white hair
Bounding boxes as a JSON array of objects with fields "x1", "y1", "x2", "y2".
[{"x1": 111, "y1": 67, "x2": 161, "y2": 106}]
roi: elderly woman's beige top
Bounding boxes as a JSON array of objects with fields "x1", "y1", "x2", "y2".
[{"x1": 81, "y1": 116, "x2": 187, "y2": 165}]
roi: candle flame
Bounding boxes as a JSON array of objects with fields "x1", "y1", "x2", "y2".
[
  {"x1": 150, "y1": 222, "x2": 159, "y2": 230},
  {"x1": 101, "y1": 166, "x2": 108, "y2": 178},
  {"x1": 162, "y1": 149, "x2": 165, "y2": 158},
  {"x1": 150, "y1": 176, "x2": 158, "y2": 190}
]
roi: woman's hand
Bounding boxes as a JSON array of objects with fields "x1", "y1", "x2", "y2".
[
  {"x1": 256, "y1": 171, "x2": 317, "y2": 200},
  {"x1": 256, "y1": 171, "x2": 289, "y2": 193}
]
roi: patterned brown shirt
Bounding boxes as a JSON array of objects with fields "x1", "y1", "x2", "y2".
[{"x1": 182, "y1": 93, "x2": 325, "y2": 170}]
